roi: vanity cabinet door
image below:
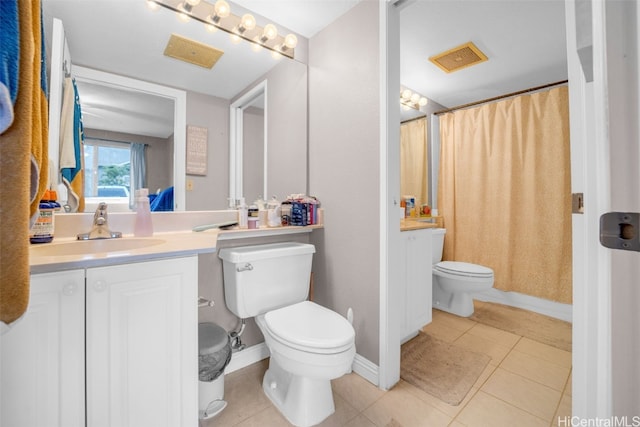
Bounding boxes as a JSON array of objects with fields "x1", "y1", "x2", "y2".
[
  {"x1": 1, "y1": 270, "x2": 85, "y2": 427},
  {"x1": 85, "y1": 257, "x2": 198, "y2": 427},
  {"x1": 402, "y1": 228, "x2": 433, "y2": 341}
]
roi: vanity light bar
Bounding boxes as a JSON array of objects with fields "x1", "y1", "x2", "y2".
[{"x1": 148, "y1": 0, "x2": 297, "y2": 59}]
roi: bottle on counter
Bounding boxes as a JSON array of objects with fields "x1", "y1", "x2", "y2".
[
  {"x1": 266, "y1": 196, "x2": 282, "y2": 227},
  {"x1": 29, "y1": 190, "x2": 57, "y2": 244},
  {"x1": 237, "y1": 197, "x2": 248, "y2": 229},
  {"x1": 281, "y1": 200, "x2": 292, "y2": 226},
  {"x1": 134, "y1": 188, "x2": 153, "y2": 237}
]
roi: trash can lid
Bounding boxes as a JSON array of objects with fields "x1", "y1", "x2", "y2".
[{"x1": 199, "y1": 322, "x2": 229, "y2": 355}]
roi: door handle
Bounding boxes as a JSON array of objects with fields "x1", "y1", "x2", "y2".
[{"x1": 600, "y1": 212, "x2": 639, "y2": 252}]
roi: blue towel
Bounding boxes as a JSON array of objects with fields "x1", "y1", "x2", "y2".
[
  {"x1": 150, "y1": 186, "x2": 174, "y2": 212},
  {"x1": 0, "y1": 0, "x2": 19, "y2": 133},
  {"x1": 60, "y1": 79, "x2": 85, "y2": 212}
]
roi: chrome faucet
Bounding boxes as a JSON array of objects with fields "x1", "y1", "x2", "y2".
[{"x1": 77, "y1": 202, "x2": 123, "y2": 240}]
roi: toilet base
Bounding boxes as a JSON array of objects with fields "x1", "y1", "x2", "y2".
[
  {"x1": 262, "y1": 356, "x2": 335, "y2": 427},
  {"x1": 432, "y1": 284, "x2": 475, "y2": 317}
]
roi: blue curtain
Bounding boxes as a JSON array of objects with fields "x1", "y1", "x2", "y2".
[{"x1": 130, "y1": 143, "x2": 146, "y2": 208}]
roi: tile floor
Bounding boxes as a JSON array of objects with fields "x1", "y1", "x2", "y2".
[{"x1": 202, "y1": 306, "x2": 572, "y2": 427}]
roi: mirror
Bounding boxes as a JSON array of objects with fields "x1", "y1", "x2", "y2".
[
  {"x1": 73, "y1": 66, "x2": 186, "y2": 211},
  {"x1": 43, "y1": 0, "x2": 308, "y2": 211},
  {"x1": 230, "y1": 81, "x2": 267, "y2": 204}
]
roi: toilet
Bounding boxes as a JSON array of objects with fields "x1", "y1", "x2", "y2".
[
  {"x1": 218, "y1": 242, "x2": 355, "y2": 427},
  {"x1": 432, "y1": 228, "x2": 494, "y2": 317}
]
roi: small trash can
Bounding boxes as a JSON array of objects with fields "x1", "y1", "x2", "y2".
[{"x1": 198, "y1": 322, "x2": 232, "y2": 420}]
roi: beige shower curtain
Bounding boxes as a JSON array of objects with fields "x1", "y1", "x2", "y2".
[
  {"x1": 401, "y1": 117, "x2": 428, "y2": 209},
  {"x1": 438, "y1": 86, "x2": 572, "y2": 304}
]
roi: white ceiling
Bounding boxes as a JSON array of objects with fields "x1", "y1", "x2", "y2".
[
  {"x1": 42, "y1": 0, "x2": 568, "y2": 136},
  {"x1": 399, "y1": 0, "x2": 567, "y2": 109}
]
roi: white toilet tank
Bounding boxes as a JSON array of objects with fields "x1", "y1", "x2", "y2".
[
  {"x1": 218, "y1": 242, "x2": 316, "y2": 318},
  {"x1": 432, "y1": 228, "x2": 446, "y2": 264}
]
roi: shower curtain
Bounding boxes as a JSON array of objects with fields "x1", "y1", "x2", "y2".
[
  {"x1": 438, "y1": 86, "x2": 572, "y2": 304},
  {"x1": 400, "y1": 117, "x2": 428, "y2": 209}
]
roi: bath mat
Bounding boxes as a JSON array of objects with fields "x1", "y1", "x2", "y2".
[
  {"x1": 400, "y1": 332, "x2": 490, "y2": 406},
  {"x1": 470, "y1": 302, "x2": 572, "y2": 352}
]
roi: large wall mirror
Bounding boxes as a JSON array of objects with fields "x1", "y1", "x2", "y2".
[
  {"x1": 73, "y1": 66, "x2": 186, "y2": 211},
  {"x1": 43, "y1": 0, "x2": 308, "y2": 212}
]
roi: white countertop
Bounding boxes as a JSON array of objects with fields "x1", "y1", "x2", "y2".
[{"x1": 29, "y1": 230, "x2": 219, "y2": 274}]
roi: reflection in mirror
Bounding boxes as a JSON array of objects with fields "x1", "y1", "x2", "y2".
[
  {"x1": 73, "y1": 66, "x2": 186, "y2": 212},
  {"x1": 230, "y1": 81, "x2": 267, "y2": 205},
  {"x1": 43, "y1": 1, "x2": 308, "y2": 211}
]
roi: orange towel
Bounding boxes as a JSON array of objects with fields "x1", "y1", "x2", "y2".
[{"x1": 0, "y1": 0, "x2": 48, "y2": 325}]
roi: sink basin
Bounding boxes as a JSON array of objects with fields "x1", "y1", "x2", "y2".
[{"x1": 30, "y1": 238, "x2": 166, "y2": 257}]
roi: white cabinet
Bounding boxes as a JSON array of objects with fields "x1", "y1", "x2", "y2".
[
  {"x1": 1, "y1": 269, "x2": 85, "y2": 427},
  {"x1": 1, "y1": 256, "x2": 198, "y2": 427},
  {"x1": 401, "y1": 228, "x2": 433, "y2": 342},
  {"x1": 86, "y1": 257, "x2": 198, "y2": 427}
]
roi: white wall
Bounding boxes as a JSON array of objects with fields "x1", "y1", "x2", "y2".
[{"x1": 308, "y1": 1, "x2": 381, "y2": 365}]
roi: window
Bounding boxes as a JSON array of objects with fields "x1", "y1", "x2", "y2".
[{"x1": 84, "y1": 139, "x2": 130, "y2": 199}]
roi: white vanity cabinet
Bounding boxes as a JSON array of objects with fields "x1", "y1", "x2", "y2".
[
  {"x1": 1, "y1": 269, "x2": 86, "y2": 427},
  {"x1": 2, "y1": 256, "x2": 198, "y2": 427},
  {"x1": 401, "y1": 228, "x2": 433, "y2": 342},
  {"x1": 86, "y1": 256, "x2": 198, "y2": 427}
]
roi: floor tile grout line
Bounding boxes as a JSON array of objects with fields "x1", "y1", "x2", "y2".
[{"x1": 476, "y1": 388, "x2": 558, "y2": 425}]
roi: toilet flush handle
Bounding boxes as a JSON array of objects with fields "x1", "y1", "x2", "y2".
[{"x1": 236, "y1": 263, "x2": 253, "y2": 272}]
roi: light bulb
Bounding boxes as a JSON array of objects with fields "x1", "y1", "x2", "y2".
[
  {"x1": 240, "y1": 14, "x2": 256, "y2": 32},
  {"x1": 177, "y1": 11, "x2": 190, "y2": 22},
  {"x1": 410, "y1": 93, "x2": 420, "y2": 104},
  {"x1": 180, "y1": 0, "x2": 199, "y2": 13},
  {"x1": 214, "y1": 0, "x2": 230, "y2": 18},
  {"x1": 401, "y1": 89, "x2": 412, "y2": 100},
  {"x1": 284, "y1": 34, "x2": 298, "y2": 49},
  {"x1": 262, "y1": 24, "x2": 278, "y2": 41},
  {"x1": 271, "y1": 50, "x2": 282, "y2": 60},
  {"x1": 206, "y1": 23, "x2": 217, "y2": 33},
  {"x1": 251, "y1": 40, "x2": 262, "y2": 52},
  {"x1": 419, "y1": 97, "x2": 428, "y2": 107},
  {"x1": 230, "y1": 33, "x2": 241, "y2": 44}
]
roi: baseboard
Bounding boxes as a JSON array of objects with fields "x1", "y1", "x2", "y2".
[
  {"x1": 224, "y1": 344, "x2": 381, "y2": 389},
  {"x1": 475, "y1": 288, "x2": 572, "y2": 322},
  {"x1": 225, "y1": 343, "x2": 270, "y2": 374},
  {"x1": 351, "y1": 353, "x2": 379, "y2": 387}
]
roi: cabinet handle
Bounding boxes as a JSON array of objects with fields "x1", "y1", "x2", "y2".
[
  {"x1": 63, "y1": 283, "x2": 78, "y2": 296},
  {"x1": 93, "y1": 280, "x2": 107, "y2": 292}
]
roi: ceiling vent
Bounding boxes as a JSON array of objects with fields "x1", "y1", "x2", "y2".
[
  {"x1": 429, "y1": 42, "x2": 488, "y2": 73},
  {"x1": 163, "y1": 34, "x2": 224, "y2": 69}
]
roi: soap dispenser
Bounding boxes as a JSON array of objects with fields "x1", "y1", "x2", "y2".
[{"x1": 134, "y1": 188, "x2": 153, "y2": 237}]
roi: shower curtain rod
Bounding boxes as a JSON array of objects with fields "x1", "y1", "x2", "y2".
[
  {"x1": 433, "y1": 80, "x2": 568, "y2": 115},
  {"x1": 401, "y1": 114, "x2": 427, "y2": 124}
]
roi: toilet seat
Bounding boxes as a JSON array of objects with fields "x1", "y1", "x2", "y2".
[
  {"x1": 263, "y1": 301, "x2": 355, "y2": 354},
  {"x1": 434, "y1": 261, "x2": 493, "y2": 278}
]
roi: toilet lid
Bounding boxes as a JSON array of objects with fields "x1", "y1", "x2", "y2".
[
  {"x1": 264, "y1": 301, "x2": 355, "y2": 352},
  {"x1": 435, "y1": 261, "x2": 494, "y2": 278}
]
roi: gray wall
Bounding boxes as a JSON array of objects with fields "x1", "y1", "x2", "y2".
[
  {"x1": 266, "y1": 59, "x2": 308, "y2": 200},
  {"x1": 184, "y1": 92, "x2": 230, "y2": 211},
  {"x1": 308, "y1": 1, "x2": 381, "y2": 365}
]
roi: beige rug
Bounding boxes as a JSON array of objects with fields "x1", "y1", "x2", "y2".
[
  {"x1": 470, "y1": 301, "x2": 572, "y2": 352},
  {"x1": 400, "y1": 332, "x2": 490, "y2": 406}
]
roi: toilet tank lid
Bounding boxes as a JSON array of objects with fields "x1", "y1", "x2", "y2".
[{"x1": 218, "y1": 242, "x2": 315, "y2": 263}]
